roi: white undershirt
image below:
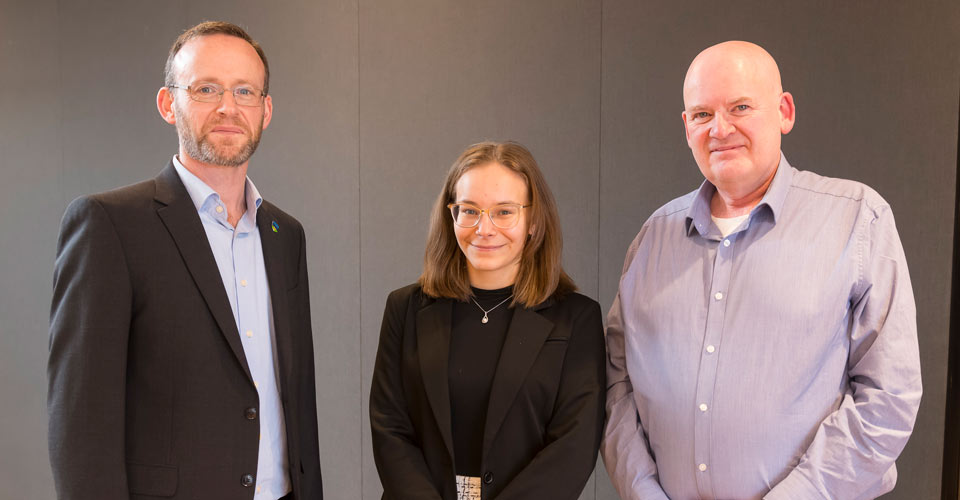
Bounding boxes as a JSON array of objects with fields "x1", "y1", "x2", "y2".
[{"x1": 711, "y1": 214, "x2": 749, "y2": 238}]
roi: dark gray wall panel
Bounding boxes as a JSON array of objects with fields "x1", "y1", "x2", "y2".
[
  {"x1": 0, "y1": 0, "x2": 61, "y2": 497},
  {"x1": 358, "y1": 1, "x2": 601, "y2": 497},
  {"x1": 599, "y1": 1, "x2": 960, "y2": 499}
]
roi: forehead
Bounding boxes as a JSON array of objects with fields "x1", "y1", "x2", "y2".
[
  {"x1": 172, "y1": 34, "x2": 265, "y2": 85},
  {"x1": 454, "y1": 162, "x2": 529, "y2": 201},
  {"x1": 683, "y1": 57, "x2": 774, "y2": 108}
]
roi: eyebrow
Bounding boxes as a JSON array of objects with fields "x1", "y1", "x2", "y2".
[{"x1": 456, "y1": 199, "x2": 524, "y2": 206}]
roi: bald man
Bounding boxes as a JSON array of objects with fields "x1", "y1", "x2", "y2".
[{"x1": 602, "y1": 41, "x2": 921, "y2": 499}]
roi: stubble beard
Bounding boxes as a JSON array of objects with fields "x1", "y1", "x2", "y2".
[{"x1": 175, "y1": 101, "x2": 263, "y2": 167}]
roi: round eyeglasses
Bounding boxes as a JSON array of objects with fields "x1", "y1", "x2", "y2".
[
  {"x1": 447, "y1": 203, "x2": 530, "y2": 229},
  {"x1": 168, "y1": 82, "x2": 266, "y2": 107}
]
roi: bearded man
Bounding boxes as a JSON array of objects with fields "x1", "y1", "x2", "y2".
[{"x1": 48, "y1": 21, "x2": 323, "y2": 500}]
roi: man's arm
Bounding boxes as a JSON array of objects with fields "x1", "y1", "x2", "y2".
[
  {"x1": 766, "y1": 205, "x2": 922, "y2": 500},
  {"x1": 48, "y1": 196, "x2": 132, "y2": 499},
  {"x1": 601, "y1": 232, "x2": 670, "y2": 500}
]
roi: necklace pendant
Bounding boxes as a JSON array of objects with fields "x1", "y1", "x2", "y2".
[{"x1": 481, "y1": 314, "x2": 489, "y2": 324}]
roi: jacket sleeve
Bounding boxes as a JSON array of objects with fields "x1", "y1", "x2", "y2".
[
  {"x1": 48, "y1": 196, "x2": 132, "y2": 499},
  {"x1": 600, "y1": 231, "x2": 670, "y2": 500},
  {"x1": 495, "y1": 299, "x2": 607, "y2": 500},
  {"x1": 765, "y1": 205, "x2": 922, "y2": 500},
  {"x1": 369, "y1": 290, "x2": 443, "y2": 499}
]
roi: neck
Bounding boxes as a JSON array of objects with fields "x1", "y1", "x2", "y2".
[
  {"x1": 178, "y1": 151, "x2": 249, "y2": 226},
  {"x1": 710, "y1": 169, "x2": 777, "y2": 218},
  {"x1": 468, "y1": 266, "x2": 518, "y2": 291}
]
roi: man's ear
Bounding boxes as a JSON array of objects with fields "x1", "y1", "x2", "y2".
[
  {"x1": 779, "y1": 92, "x2": 796, "y2": 135},
  {"x1": 261, "y1": 94, "x2": 273, "y2": 131},
  {"x1": 157, "y1": 87, "x2": 177, "y2": 125}
]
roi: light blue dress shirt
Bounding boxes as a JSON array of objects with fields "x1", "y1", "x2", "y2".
[
  {"x1": 603, "y1": 154, "x2": 921, "y2": 500},
  {"x1": 173, "y1": 157, "x2": 291, "y2": 499}
]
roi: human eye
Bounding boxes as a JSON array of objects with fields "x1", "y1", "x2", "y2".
[
  {"x1": 193, "y1": 84, "x2": 220, "y2": 95},
  {"x1": 459, "y1": 205, "x2": 479, "y2": 215},
  {"x1": 494, "y1": 205, "x2": 518, "y2": 217},
  {"x1": 733, "y1": 104, "x2": 750, "y2": 112},
  {"x1": 690, "y1": 111, "x2": 711, "y2": 121},
  {"x1": 235, "y1": 87, "x2": 256, "y2": 97}
]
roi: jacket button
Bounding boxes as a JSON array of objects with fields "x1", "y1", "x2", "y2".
[
  {"x1": 483, "y1": 471, "x2": 494, "y2": 484},
  {"x1": 245, "y1": 407, "x2": 258, "y2": 420},
  {"x1": 241, "y1": 473, "x2": 255, "y2": 487}
]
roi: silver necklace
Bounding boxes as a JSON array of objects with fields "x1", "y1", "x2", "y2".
[{"x1": 471, "y1": 295, "x2": 513, "y2": 324}]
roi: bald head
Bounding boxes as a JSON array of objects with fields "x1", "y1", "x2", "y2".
[
  {"x1": 680, "y1": 41, "x2": 795, "y2": 215},
  {"x1": 684, "y1": 41, "x2": 783, "y2": 106}
]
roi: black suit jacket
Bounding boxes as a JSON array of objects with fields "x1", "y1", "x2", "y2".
[
  {"x1": 48, "y1": 163, "x2": 323, "y2": 500},
  {"x1": 370, "y1": 284, "x2": 605, "y2": 500}
]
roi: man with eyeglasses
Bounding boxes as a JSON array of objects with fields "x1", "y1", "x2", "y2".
[
  {"x1": 603, "y1": 41, "x2": 921, "y2": 499},
  {"x1": 48, "y1": 21, "x2": 322, "y2": 500}
]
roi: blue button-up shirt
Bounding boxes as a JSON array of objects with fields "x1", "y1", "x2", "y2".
[
  {"x1": 602, "y1": 154, "x2": 921, "y2": 500},
  {"x1": 173, "y1": 157, "x2": 291, "y2": 499}
]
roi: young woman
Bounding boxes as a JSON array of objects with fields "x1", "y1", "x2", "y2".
[{"x1": 370, "y1": 141, "x2": 605, "y2": 500}]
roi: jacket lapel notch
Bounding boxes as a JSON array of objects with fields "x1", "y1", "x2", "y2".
[{"x1": 416, "y1": 300, "x2": 456, "y2": 463}]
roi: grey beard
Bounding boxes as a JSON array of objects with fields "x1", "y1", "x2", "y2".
[{"x1": 179, "y1": 126, "x2": 260, "y2": 167}]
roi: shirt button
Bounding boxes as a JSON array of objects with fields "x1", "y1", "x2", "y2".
[
  {"x1": 714, "y1": 292, "x2": 723, "y2": 300},
  {"x1": 723, "y1": 239, "x2": 730, "y2": 247},
  {"x1": 241, "y1": 473, "x2": 255, "y2": 487},
  {"x1": 706, "y1": 345, "x2": 716, "y2": 353},
  {"x1": 240, "y1": 279, "x2": 248, "y2": 287},
  {"x1": 246, "y1": 330, "x2": 253, "y2": 338},
  {"x1": 245, "y1": 407, "x2": 258, "y2": 420},
  {"x1": 483, "y1": 471, "x2": 494, "y2": 484},
  {"x1": 698, "y1": 463, "x2": 707, "y2": 472},
  {"x1": 699, "y1": 403, "x2": 708, "y2": 412},
  {"x1": 216, "y1": 205, "x2": 224, "y2": 214}
]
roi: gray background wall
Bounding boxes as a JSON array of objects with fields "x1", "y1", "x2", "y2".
[{"x1": 1, "y1": 0, "x2": 957, "y2": 498}]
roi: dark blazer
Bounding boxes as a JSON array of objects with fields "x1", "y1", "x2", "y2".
[
  {"x1": 48, "y1": 162, "x2": 323, "y2": 500},
  {"x1": 370, "y1": 284, "x2": 605, "y2": 500}
]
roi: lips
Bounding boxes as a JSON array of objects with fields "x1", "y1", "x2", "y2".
[
  {"x1": 471, "y1": 243, "x2": 504, "y2": 252},
  {"x1": 710, "y1": 144, "x2": 744, "y2": 153}
]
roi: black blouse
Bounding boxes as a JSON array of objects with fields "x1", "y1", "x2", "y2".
[{"x1": 448, "y1": 285, "x2": 514, "y2": 476}]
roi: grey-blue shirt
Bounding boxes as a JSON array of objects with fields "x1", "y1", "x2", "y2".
[{"x1": 602, "y1": 154, "x2": 922, "y2": 500}]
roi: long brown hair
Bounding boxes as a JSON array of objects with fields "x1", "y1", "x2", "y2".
[{"x1": 419, "y1": 141, "x2": 575, "y2": 307}]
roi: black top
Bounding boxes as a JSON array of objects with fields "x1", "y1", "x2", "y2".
[{"x1": 448, "y1": 285, "x2": 514, "y2": 476}]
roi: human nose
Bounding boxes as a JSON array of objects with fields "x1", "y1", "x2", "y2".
[
  {"x1": 215, "y1": 89, "x2": 241, "y2": 114},
  {"x1": 710, "y1": 112, "x2": 734, "y2": 139},
  {"x1": 475, "y1": 210, "x2": 497, "y2": 235}
]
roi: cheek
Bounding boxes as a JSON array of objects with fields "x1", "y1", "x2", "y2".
[{"x1": 453, "y1": 227, "x2": 473, "y2": 250}]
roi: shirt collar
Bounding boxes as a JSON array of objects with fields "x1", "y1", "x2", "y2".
[
  {"x1": 686, "y1": 152, "x2": 795, "y2": 237},
  {"x1": 171, "y1": 155, "x2": 264, "y2": 220}
]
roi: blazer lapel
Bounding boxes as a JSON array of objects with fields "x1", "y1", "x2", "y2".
[
  {"x1": 153, "y1": 162, "x2": 253, "y2": 382},
  {"x1": 256, "y1": 205, "x2": 295, "y2": 396},
  {"x1": 482, "y1": 305, "x2": 554, "y2": 459},
  {"x1": 416, "y1": 300, "x2": 456, "y2": 464}
]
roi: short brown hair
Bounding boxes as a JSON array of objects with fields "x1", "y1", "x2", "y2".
[
  {"x1": 419, "y1": 141, "x2": 576, "y2": 307},
  {"x1": 164, "y1": 21, "x2": 270, "y2": 94}
]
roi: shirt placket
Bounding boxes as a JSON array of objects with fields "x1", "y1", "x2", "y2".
[{"x1": 693, "y1": 231, "x2": 736, "y2": 499}]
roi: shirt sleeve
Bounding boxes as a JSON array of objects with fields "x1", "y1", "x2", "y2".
[
  {"x1": 765, "y1": 204, "x2": 922, "y2": 500},
  {"x1": 48, "y1": 196, "x2": 133, "y2": 499},
  {"x1": 601, "y1": 230, "x2": 671, "y2": 500}
]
